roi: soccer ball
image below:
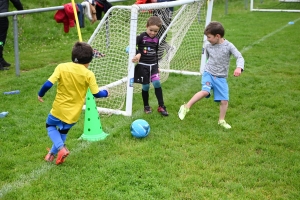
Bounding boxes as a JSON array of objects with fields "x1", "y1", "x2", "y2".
[{"x1": 130, "y1": 119, "x2": 150, "y2": 138}]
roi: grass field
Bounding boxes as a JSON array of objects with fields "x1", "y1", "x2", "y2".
[{"x1": 0, "y1": 0, "x2": 300, "y2": 199}]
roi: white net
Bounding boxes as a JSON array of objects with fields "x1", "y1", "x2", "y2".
[{"x1": 88, "y1": 0, "x2": 207, "y2": 114}]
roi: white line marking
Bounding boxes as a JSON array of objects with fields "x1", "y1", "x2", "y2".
[
  {"x1": 1, "y1": 17, "x2": 300, "y2": 198},
  {"x1": 0, "y1": 141, "x2": 91, "y2": 198},
  {"x1": 240, "y1": 17, "x2": 300, "y2": 53},
  {"x1": 0, "y1": 165, "x2": 53, "y2": 198}
]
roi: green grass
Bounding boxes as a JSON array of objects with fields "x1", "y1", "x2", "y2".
[{"x1": 1, "y1": 1, "x2": 300, "y2": 199}]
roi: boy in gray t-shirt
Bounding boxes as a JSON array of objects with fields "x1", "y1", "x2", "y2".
[{"x1": 178, "y1": 21, "x2": 244, "y2": 129}]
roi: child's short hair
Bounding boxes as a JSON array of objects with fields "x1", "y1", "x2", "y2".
[
  {"x1": 204, "y1": 21, "x2": 225, "y2": 37},
  {"x1": 146, "y1": 16, "x2": 162, "y2": 28},
  {"x1": 71, "y1": 42, "x2": 94, "y2": 64}
]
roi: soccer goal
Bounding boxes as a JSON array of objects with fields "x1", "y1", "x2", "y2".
[
  {"x1": 86, "y1": 0, "x2": 214, "y2": 116},
  {"x1": 250, "y1": 0, "x2": 300, "y2": 12}
]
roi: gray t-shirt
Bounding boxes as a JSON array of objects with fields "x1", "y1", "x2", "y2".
[{"x1": 205, "y1": 39, "x2": 244, "y2": 78}]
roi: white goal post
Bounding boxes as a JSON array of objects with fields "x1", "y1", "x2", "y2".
[
  {"x1": 86, "y1": 0, "x2": 214, "y2": 116},
  {"x1": 250, "y1": 0, "x2": 300, "y2": 12}
]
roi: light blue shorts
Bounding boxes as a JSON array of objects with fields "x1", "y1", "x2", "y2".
[
  {"x1": 201, "y1": 71, "x2": 229, "y2": 102},
  {"x1": 46, "y1": 113, "x2": 75, "y2": 130}
]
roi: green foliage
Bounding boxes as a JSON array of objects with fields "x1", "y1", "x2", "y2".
[{"x1": 1, "y1": 1, "x2": 300, "y2": 200}]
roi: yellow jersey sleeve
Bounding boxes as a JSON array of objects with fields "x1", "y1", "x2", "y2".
[
  {"x1": 48, "y1": 65, "x2": 61, "y2": 84},
  {"x1": 88, "y1": 72, "x2": 99, "y2": 94}
]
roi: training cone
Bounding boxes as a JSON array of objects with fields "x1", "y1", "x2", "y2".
[{"x1": 79, "y1": 89, "x2": 108, "y2": 141}]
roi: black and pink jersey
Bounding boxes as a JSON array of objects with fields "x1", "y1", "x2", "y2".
[{"x1": 136, "y1": 32, "x2": 158, "y2": 65}]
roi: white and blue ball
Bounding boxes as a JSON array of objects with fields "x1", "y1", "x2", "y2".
[{"x1": 130, "y1": 119, "x2": 150, "y2": 138}]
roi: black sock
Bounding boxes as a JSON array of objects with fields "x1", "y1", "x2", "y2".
[
  {"x1": 155, "y1": 87, "x2": 164, "y2": 106},
  {"x1": 0, "y1": 45, "x2": 3, "y2": 62},
  {"x1": 142, "y1": 90, "x2": 149, "y2": 107}
]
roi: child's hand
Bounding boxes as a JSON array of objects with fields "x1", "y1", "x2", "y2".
[
  {"x1": 132, "y1": 54, "x2": 141, "y2": 63},
  {"x1": 234, "y1": 67, "x2": 242, "y2": 77},
  {"x1": 100, "y1": 87, "x2": 109, "y2": 97},
  {"x1": 93, "y1": 48, "x2": 105, "y2": 58},
  {"x1": 105, "y1": 89, "x2": 110, "y2": 97},
  {"x1": 38, "y1": 96, "x2": 44, "y2": 102}
]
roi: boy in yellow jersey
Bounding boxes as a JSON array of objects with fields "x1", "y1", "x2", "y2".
[{"x1": 38, "y1": 42, "x2": 109, "y2": 165}]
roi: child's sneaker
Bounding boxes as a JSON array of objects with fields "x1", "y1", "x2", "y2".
[
  {"x1": 44, "y1": 153, "x2": 55, "y2": 162},
  {"x1": 0, "y1": 62, "x2": 9, "y2": 70},
  {"x1": 0, "y1": 59, "x2": 11, "y2": 67},
  {"x1": 218, "y1": 120, "x2": 231, "y2": 129},
  {"x1": 178, "y1": 104, "x2": 189, "y2": 120},
  {"x1": 144, "y1": 106, "x2": 152, "y2": 114},
  {"x1": 157, "y1": 106, "x2": 168, "y2": 116},
  {"x1": 56, "y1": 146, "x2": 69, "y2": 165}
]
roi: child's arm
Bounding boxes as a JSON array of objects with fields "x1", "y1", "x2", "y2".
[
  {"x1": 132, "y1": 53, "x2": 141, "y2": 63},
  {"x1": 230, "y1": 43, "x2": 244, "y2": 77},
  {"x1": 89, "y1": 72, "x2": 109, "y2": 98},
  {"x1": 93, "y1": 89, "x2": 109, "y2": 98},
  {"x1": 37, "y1": 80, "x2": 53, "y2": 102},
  {"x1": 132, "y1": 34, "x2": 143, "y2": 63}
]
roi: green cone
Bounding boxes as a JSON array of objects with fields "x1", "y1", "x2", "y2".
[{"x1": 79, "y1": 88, "x2": 108, "y2": 141}]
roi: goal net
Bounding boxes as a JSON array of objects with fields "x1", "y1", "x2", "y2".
[
  {"x1": 87, "y1": 0, "x2": 213, "y2": 116},
  {"x1": 250, "y1": 0, "x2": 300, "y2": 12}
]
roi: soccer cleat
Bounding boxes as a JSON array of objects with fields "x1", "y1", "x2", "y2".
[
  {"x1": 178, "y1": 104, "x2": 189, "y2": 120},
  {"x1": 218, "y1": 120, "x2": 231, "y2": 129},
  {"x1": 44, "y1": 153, "x2": 55, "y2": 162},
  {"x1": 144, "y1": 106, "x2": 152, "y2": 114},
  {"x1": 56, "y1": 146, "x2": 69, "y2": 165},
  {"x1": 0, "y1": 62, "x2": 9, "y2": 70},
  {"x1": 1, "y1": 59, "x2": 11, "y2": 67},
  {"x1": 157, "y1": 106, "x2": 168, "y2": 116}
]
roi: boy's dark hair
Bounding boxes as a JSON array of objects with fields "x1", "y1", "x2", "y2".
[
  {"x1": 204, "y1": 21, "x2": 225, "y2": 37},
  {"x1": 146, "y1": 16, "x2": 162, "y2": 28},
  {"x1": 71, "y1": 42, "x2": 94, "y2": 64}
]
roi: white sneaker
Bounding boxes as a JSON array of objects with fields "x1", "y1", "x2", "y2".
[
  {"x1": 178, "y1": 104, "x2": 189, "y2": 120},
  {"x1": 218, "y1": 120, "x2": 231, "y2": 129}
]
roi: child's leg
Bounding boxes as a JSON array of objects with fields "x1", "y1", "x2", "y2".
[
  {"x1": 150, "y1": 67, "x2": 164, "y2": 107},
  {"x1": 49, "y1": 130, "x2": 68, "y2": 155},
  {"x1": 47, "y1": 125, "x2": 64, "y2": 151},
  {"x1": 150, "y1": 66, "x2": 168, "y2": 115},
  {"x1": 212, "y1": 77, "x2": 229, "y2": 121},
  {"x1": 152, "y1": 80, "x2": 168, "y2": 116},
  {"x1": 142, "y1": 84, "x2": 150, "y2": 107},
  {"x1": 46, "y1": 114, "x2": 73, "y2": 153},
  {"x1": 186, "y1": 72, "x2": 213, "y2": 108},
  {"x1": 186, "y1": 91, "x2": 209, "y2": 109},
  {"x1": 218, "y1": 100, "x2": 231, "y2": 129},
  {"x1": 178, "y1": 72, "x2": 211, "y2": 120},
  {"x1": 152, "y1": 80, "x2": 164, "y2": 106},
  {"x1": 219, "y1": 100, "x2": 228, "y2": 121},
  {"x1": 213, "y1": 77, "x2": 231, "y2": 129}
]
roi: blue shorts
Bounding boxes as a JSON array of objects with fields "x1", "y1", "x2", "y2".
[
  {"x1": 46, "y1": 113, "x2": 75, "y2": 130},
  {"x1": 201, "y1": 71, "x2": 229, "y2": 102}
]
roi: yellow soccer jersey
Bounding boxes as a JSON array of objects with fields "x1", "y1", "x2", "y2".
[{"x1": 48, "y1": 62, "x2": 99, "y2": 124}]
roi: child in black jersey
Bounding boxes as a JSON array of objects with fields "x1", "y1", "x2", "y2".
[{"x1": 132, "y1": 16, "x2": 168, "y2": 116}]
